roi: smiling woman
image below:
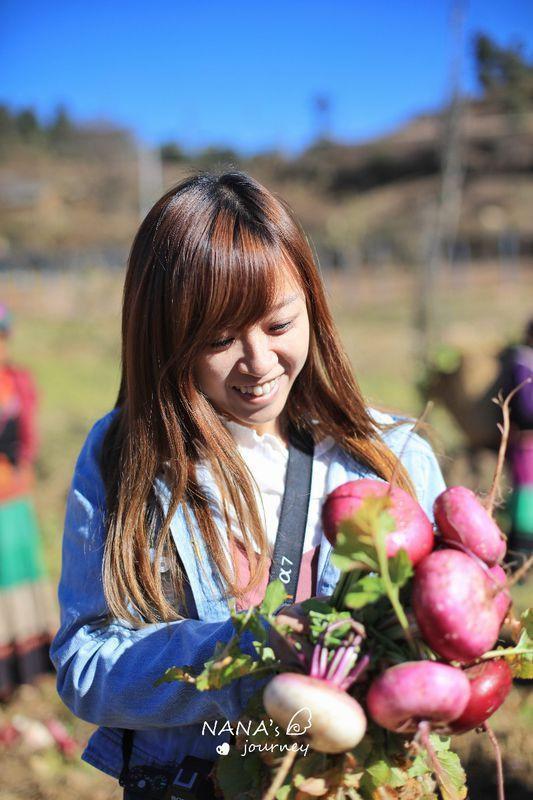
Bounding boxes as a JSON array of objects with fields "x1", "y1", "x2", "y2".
[{"x1": 49, "y1": 170, "x2": 446, "y2": 799}]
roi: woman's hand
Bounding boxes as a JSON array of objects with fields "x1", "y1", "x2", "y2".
[{"x1": 267, "y1": 595, "x2": 330, "y2": 670}]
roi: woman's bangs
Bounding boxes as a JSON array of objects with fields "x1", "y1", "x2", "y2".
[{"x1": 195, "y1": 229, "x2": 301, "y2": 337}]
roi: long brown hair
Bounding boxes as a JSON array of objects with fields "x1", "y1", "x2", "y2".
[{"x1": 101, "y1": 171, "x2": 415, "y2": 625}]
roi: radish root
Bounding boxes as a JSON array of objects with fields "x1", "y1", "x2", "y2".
[
  {"x1": 483, "y1": 721, "x2": 505, "y2": 800},
  {"x1": 487, "y1": 377, "x2": 533, "y2": 517},
  {"x1": 507, "y1": 554, "x2": 533, "y2": 589}
]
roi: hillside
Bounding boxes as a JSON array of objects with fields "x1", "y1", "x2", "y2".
[{"x1": 1, "y1": 101, "x2": 532, "y2": 269}]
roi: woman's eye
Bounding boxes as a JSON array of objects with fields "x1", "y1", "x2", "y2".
[
  {"x1": 270, "y1": 320, "x2": 292, "y2": 333},
  {"x1": 210, "y1": 336, "x2": 234, "y2": 349}
]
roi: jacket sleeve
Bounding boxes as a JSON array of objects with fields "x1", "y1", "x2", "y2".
[{"x1": 50, "y1": 415, "x2": 269, "y2": 730}]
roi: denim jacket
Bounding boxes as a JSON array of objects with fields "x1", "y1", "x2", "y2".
[{"x1": 50, "y1": 407, "x2": 446, "y2": 780}]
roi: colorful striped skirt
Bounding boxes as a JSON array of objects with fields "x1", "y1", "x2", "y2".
[{"x1": 0, "y1": 494, "x2": 56, "y2": 700}]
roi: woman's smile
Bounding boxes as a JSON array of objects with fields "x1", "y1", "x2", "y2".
[{"x1": 231, "y1": 374, "x2": 283, "y2": 404}]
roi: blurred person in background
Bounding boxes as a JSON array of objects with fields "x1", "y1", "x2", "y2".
[
  {"x1": 504, "y1": 317, "x2": 533, "y2": 559},
  {"x1": 0, "y1": 302, "x2": 55, "y2": 701}
]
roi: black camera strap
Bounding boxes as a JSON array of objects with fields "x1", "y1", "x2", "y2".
[
  {"x1": 267, "y1": 423, "x2": 314, "y2": 609},
  {"x1": 120, "y1": 423, "x2": 315, "y2": 796}
]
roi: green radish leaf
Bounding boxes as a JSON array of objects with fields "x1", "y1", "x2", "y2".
[
  {"x1": 216, "y1": 747, "x2": 264, "y2": 797},
  {"x1": 434, "y1": 749, "x2": 468, "y2": 800},
  {"x1": 307, "y1": 608, "x2": 354, "y2": 646},
  {"x1": 510, "y1": 656, "x2": 533, "y2": 679},
  {"x1": 332, "y1": 529, "x2": 379, "y2": 571},
  {"x1": 429, "y1": 734, "x2": 451, "y2": 752},
  {"x1": 364, "y1": 758, "x2": 392, "y2": 786},
  {"x1": 344, "y1": 573, "x2": 385, "y2": 609},
  {"x1": 292, "y1": 751, "x2": 329, "y2": 786},
  {"x1": 388, "y1": 548, "x2": 414, "y2": 587},
  {"x1": 333, "y1": 495, "x2": 396, "y2": 575},
  {"x1": 154, "y1": 665, "x2": 197, "y2": 686},
  {"x1": 494, "y1": 609, "x2": 533, "y2": 677},
  {"x1": 195, "y1": 652, "x2": 256, "y2": 690},
  {"x1": 245, "y1": 615, "x2": 270, "y2": 644},
  {"x1": 331, "y1": 551, "x2": 368, "y2": 572},
  {"x1": 364, "y1": 758, "x2": 405, "y2": 789},
  {"x1": 408, "y1": 752, "x2": 432, "y2": 778},
  {"x1": 259, "y1": 578, "x2": 289, "y2": 617}
]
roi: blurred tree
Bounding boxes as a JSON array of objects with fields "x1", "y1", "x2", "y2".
[
  {"x1": 474, "y1": 33, "x2": 533, "y2": 114},
  {"x1": 0, "y1": 105, "x2": 15, "y2": 138},
  {"x1": 15, "y1": 108, "x2": 41, "y2": 142},
  {"x1": 160, "y1": 141, "x2": 187, "y2": 163},
  {"x1": 194, "y1": 146, "x2": 241, "y2": 170},
  {"x1": 0, "y1": 105, "x2": 17, "y2": 155},
  {"x1": 48, "y1": 105, "x2": 75, "y2": 151}
]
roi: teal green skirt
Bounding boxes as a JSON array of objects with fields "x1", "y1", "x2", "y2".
[
  {"x1": 509, "y1": 485, "x2": 533, "y2": 553},
  {"x1": 0, "y1": 495, "x2": 56, "y2": 699}
]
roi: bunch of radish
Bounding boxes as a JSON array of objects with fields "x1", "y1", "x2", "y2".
[
  {"x1": 262, "y1": 387, "x2": 532, "y2": 800},
  {"x1": 322, "y1": 476, "x2": 514, "y2": 734}
]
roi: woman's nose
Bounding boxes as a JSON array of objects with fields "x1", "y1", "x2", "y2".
[{"x1": 237, "y1": 331, "x2": 277, "y2": 378}]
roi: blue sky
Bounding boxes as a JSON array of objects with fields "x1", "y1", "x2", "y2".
[{"x1": 1, "y1": 1, "x2": 532, "y2": 155}]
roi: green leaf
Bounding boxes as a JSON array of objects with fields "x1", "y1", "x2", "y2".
[
  {"x1": 332, "y1": 494, "x2": 397, "y2": 575},
  {"x1": 259, "y1": 579, "x2": 289, "y2": 617},
  {"x1": 196, "y1": 652, "x2": 256, "y2": 690},
  {"x1": 299, "y1": 598, "x2": 333, "y2": 614},
  {"x1": 275, "y1": 786, "x2": 292, "y2": 800},
  {"x1": 331, "y1": 551, "x2": 372, "y2": 572},
  {"x1": 154, "y1": 665, "x2": 197, "y2": 686},
  {"x1": 344, "y1": 573, "x2": 385, "y2": 609},
  {"x1": 510, "y1": 657, "x2": 533, "y2": 679},
  {"x1": 408, "y1": 753, "x2": 432, "y2": 779},
  {"x1": 246, "y1": 615, "x2": 269, "y2": 645},
  {"x1": 365, "y1": 758, "x2": 392, "y2": 786},
  {"x1": 411, "y1": 738, "x2": 466, "y2": 800},
  {"x1": 490, "y1": 607, "x2": 533, "y2": 678},
  {"x1": 332, "y1": 530, "x2": 378, "y2": 572},
  {"x1": 388, "y1": 548, "x2": 414, "y2": 587},
  {"x1": 435, "y1": 749, "x2": 468, "y2": 800},
  {"x1": 429, "y1": 734, "x2": 451, "y2": 752},
  {"x1": 216, "y1": 747, "x2": 264, "y2": 797},
  {"x1": 292, "y1": 752, "x2": 329, "y2": 785}
]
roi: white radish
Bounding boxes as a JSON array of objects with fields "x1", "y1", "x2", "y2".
[{"x1": 263, "y1": 673, "x2": 367, "y2": 753}]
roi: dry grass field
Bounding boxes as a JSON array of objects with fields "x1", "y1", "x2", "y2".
[{"x1": 0, "y1": 262, "x2": 531, "y2": 799}]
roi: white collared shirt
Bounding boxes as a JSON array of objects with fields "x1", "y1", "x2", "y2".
[{"x1": 201, "y1": 415, "x2": 336, "y2": 557}]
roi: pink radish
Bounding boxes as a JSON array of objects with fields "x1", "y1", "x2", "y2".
[
  {"x1": 434, "y1": 487, "x2": 506, "y2": 565},
  {"x1": 412, "y1": 549, "x2": 502, "y2": 662},
  {"x1": 366, "y1": 661, "x2": 471, "y2": 733},
  {"x1": 264, "y1": 619, "x2": 368, "y2": 753},
  {"x1": 448, "y1": 660, "x2": 513, "y2": 734},
  {"x1": 488, "y1": 564, "x2": 511, "y2": 624},
  {"x1": 322, "y1": 479, "x2": 434, "y2": 566}
]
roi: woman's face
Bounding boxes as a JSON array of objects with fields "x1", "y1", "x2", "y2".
[{"x1": 194, "y1": 276, "x2": 310, "y2": 442}]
